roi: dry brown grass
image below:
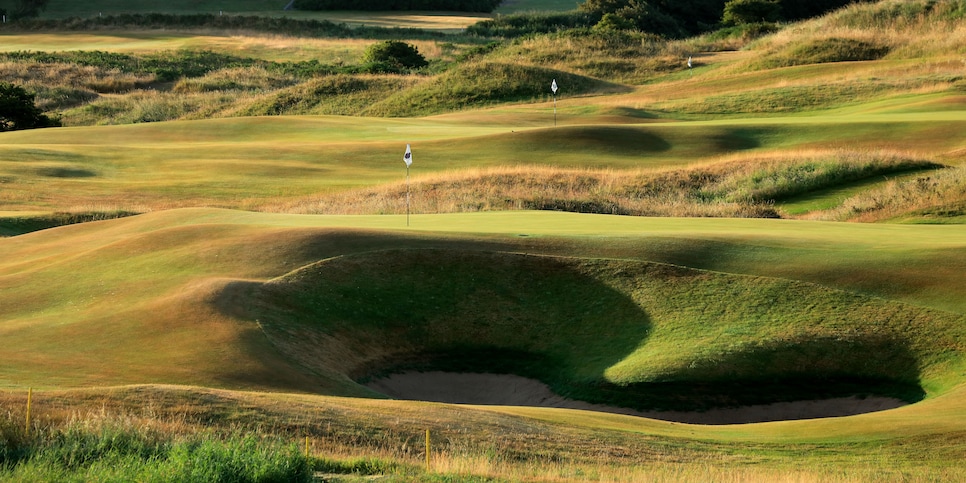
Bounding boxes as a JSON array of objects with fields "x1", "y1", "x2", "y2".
[
  {"x1": 4, "y1": 386, "x2": 963, "y2": 482},
  {"x1": 494, "y1": 33, "x2": 690, "y2": 85},
  {"x1": 816, "y1": 165, "x2": 966, "y2": 222},
  {"x1": 746, "y1": 0, "x2": 966, "y2": 66},
  {"x1": 0, "y1": 61, "x2": 155, "y2": 111},
  {"x1": 267, "y1": 150, "x2": 937, "y2": 220}
]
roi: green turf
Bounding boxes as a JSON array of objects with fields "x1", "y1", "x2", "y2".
[
  {"x1": 0, "y1": 209, "x2": 964, "y2": 482},
  {"x1": 2, "y1": 209, "x2": 963, "y2": 394},
  {"x1": 1, "y1": 107, "x2": 964, "y2": 214},
  {"x1": 1, "y1": 3, "x2": 965, "y2": 479}
]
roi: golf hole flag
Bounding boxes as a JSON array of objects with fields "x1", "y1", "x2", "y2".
[
  {"x1": 404, "y1": 144, "x2": 412, "y2": 167},
  {"x1": 551, "y1": 79, "x2": 558, "y2": 94}
]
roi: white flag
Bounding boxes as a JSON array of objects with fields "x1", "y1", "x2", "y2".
[
  {"x1": 687, "y1": 56, "x2": 692, "y2": 68},
  {"x1": 551, "y1": 79, "x2": 558, "y2": 94},
  {"x1": 403, "y1": 144, "x2": 412, "y2": 167}
]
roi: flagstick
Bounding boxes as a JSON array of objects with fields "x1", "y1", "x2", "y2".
[
  {"x1": 406, "y1": 164, "x2": 410, "y2": 227},
  {"x1": 25, "y1": 387, "x2": 32, "y2": 437},
  {"x1": 553, "y1": 94, "x2": 557, "y2": 127},
  {"x1": 425, "y1": 429, "x2": 431, "y2": 472}
]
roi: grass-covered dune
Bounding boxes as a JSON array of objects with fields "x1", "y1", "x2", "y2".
[
  {"x1": 2, "y1": 209, "x2": 964, "y2": 405},
  {"x1": 248, "y1": 248, "x2": 950, "y2": 410},
  {"x1": 2, "y1": 208, "x2": 966, "y2": 479}
]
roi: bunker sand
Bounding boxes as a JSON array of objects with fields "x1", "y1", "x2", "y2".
[{"x1": 368, "y1": 371, "x2": 907, "y2": 425}]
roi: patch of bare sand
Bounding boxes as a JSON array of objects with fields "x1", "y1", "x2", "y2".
[{"x1": 366, "y1": 371, "x2": 907, "y2": 425}]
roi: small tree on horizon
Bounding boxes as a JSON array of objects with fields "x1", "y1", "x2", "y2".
[{"x1": 2, "y1": 0, "x2": 49, "y2": 20}]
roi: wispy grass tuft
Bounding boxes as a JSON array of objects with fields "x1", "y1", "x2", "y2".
[
  {"x1": 819, "y1": 165, "x2": 966, "y2": 222},
  {"x1": 272, "y1": 150, "x2": 941, "y2": 219},
  {"x1": 0, "y1": 410, "x2": 312, "y2": 482}
]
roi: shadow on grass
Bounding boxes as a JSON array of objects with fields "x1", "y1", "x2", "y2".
[
  {"x1": 246, "y1": 249, "x2": 653, "y2": 401},
  {"x1": 578, "y1": 335, "x2": 925, "y2": 412},
  {"x1": 232, "y1": 246, "x2": 926, "y2": 419},
  {"x1": 0, "y1": 211, "x2": 139, "y2": 236}
]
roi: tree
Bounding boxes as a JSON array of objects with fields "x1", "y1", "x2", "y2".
[
  {"x1": 3, "y1": 0, "x2": 49, "y2": 20},
  {"x1": 361, "y1": 41, "x2": 428, "y2": 70},
  {"x1": 0, "y1": 83, "x2": 60, "y2": 132},
  {"x1": 722, "y1": 0, "x2": 782, "y2": 25}
]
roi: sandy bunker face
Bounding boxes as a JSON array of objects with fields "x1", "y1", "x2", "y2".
[{"x1": 367, "y1": 372, "x2": 907, "y2": 425}]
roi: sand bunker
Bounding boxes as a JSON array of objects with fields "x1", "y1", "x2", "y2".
[{"x1": 366, "y1": 371, "x2": 907, "y2": 424}]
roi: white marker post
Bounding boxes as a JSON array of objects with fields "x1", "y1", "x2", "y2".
[
  {"x1": 687, "y1": 55, "x2": 693, "y2": 77},
  {"x1": 404, "y1": 144, "x2": 413, "y2": 226},
  {"x1": 551, "y1": 79, "x2": 558, "y2": 127}
]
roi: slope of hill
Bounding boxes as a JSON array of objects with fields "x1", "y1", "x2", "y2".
[{"x1": 2, "y1": 2, "x2": 966, "y2": 480}]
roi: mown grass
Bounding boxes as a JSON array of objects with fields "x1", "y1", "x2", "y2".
[
  {"x1": 1, "y1": 209, "x2": 963, "y2": 393},
  {"x1": 3, "y1": 114, "x2": 962, "y2": 222},
  {"x1": 1, "y1": 2, "x2": 965, "y2": 480},
  {"x1": 249, "y1": 247, "x2": 962, "y2": 410},
  {"x1": 0, "y1": 209, "x2": 964, "y2": 479}
]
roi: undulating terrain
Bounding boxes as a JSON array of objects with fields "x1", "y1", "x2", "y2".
[{"x1": 1, "y1": 0, "x2": 965, "y2": 481}]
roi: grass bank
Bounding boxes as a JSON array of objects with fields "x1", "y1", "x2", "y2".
[{"x1": 3, "y1": 384, "x2": 966, "y2": 481}]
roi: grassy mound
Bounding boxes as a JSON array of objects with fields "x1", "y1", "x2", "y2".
[
  {"x1": 237, "y1": 75, "x2": 418, "y2": 117},
  {"x1": 757, "y1": 37, "x2": 890, "y2": 69},
  {"x1": 3, "y1": 209, "x2": 963, "y2": 404},
  {"x1": 244, "y1": 248, "x2": 962, "y2": 411},
  {"x1": 275, "y1": 151, "x2": 943, "y2": 219},
  {"x1": 0, "y1": 210, "x2": 137, "y2": 237},
  {"x1": 362, "y1": 62, "x2": 626, "y2": 117}
]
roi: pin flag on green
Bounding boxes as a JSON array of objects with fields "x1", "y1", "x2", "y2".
[
  {"x1": 404, "y1": 144, "x2": 412, "y2": 226},
  {"x1": 551, "y1": 79, "x2": 558, "y2": 126}
]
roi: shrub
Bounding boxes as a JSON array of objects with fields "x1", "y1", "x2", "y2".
[
  {"x1": 594, "y1": 12, "x2": 637, "y2": 32},
  {"x1": 722, "y1": 0, "x2": 782, "y2": 25},
  {"x1": 361, "y1": 41, "x2": 428, "y2": 71},
  {"x1": 466, "y1": 12, "x2": 595, "y2": 38},
  {"x1": 580, "y1": 0, "x2": 688, "y2": 37},
  {"x1": 0, "y1": 82, "x2": 60, "y2": 131}
]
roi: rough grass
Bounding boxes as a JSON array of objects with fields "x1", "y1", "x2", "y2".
[
  {"x1": 1, "y1": 115, "x2": 962, "y2": 219},
  {"x1": 0, "y1": 408, "x2": 312, "y2": 482},
  {"x1": 744, "y1": 0, "x2": 966, "y2": 69},
  {"x1": 360, "y1": 61, "x2": 627, "y2": 117},
  {"x1": 821, "y1": 165, "x2": 966, "y2": 222},
  {"x1": 4, "y1": 0, "x2": 966, "y2": 125},
  {"x1": 237, "y1": 74, "x2": 419, "y2": 117},
  {"x1": 2, "y1": 384, "x2": 966, "y2": 482},
  {"x1": 272, "y1": 150, "x2": 942, "y2": 219}
]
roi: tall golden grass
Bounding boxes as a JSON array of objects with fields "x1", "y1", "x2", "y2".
[
  {"x1": 819, "y1": 165, "x2": 966, "y2": 222},
  {"x1": 4, "y1": 0, "x2": 963, "y2": 126},
  {"x1": 4, "y1": 387, "x2": 963, "y2": 482},
  {"x1": 746, "y1": 0, "x2": 966, "y2": 65},
  {"x1": 269, "y1": 150, "x2": 941, "y2": 220}
]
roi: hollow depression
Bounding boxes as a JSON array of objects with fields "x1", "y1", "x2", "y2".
[
  {"x1": 365, "y1": 371, "x2": 908, "y2": 425},
  {"x1": 244, "y1": 247, "x2": 935, "y2": 423}
]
